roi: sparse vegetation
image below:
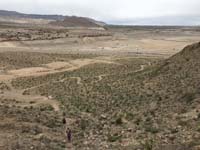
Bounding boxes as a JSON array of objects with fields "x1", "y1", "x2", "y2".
[{"x1": 1, "y1": 23, "x2": 200, "y2": 149}]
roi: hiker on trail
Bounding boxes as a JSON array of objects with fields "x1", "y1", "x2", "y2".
[
  {"x1": 62, "y1": 118, "x2": 66, "y2": 124},
  {"x1": 66, "y1": 128, "x2": 72, "y2": 142}
]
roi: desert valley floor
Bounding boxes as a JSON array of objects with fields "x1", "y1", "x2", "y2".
[{"x1": 0, "y1": 24, "x2": 200, "y2": 150}]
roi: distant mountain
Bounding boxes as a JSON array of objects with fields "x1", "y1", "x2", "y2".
[
  {"x1": 86, "y1": 18, "x2": 106, "y2": 26},
  {"x1": 0, "y1": 10, "x2": 106, "y2": 27},
  {"x1": 0, "y1": 10, "x2": 65, "y2": 20},
  {"x1": 109, "y1": 15, "x2": 200, "y2": 26},
  {"x1": 50, "y1": 16, "x2": 105, "y2": 27}
]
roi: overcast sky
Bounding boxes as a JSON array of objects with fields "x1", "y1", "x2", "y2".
[{"x1": 0, "y1": 0, "x2": 200, "y2": 25}]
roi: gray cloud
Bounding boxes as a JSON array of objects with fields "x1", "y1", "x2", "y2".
[{"x1": 0, "y1": 0, "x2": 200, "y2": 25}]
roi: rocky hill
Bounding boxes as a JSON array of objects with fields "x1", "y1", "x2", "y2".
[
  {"x1": 0, "y1": 10, "x2": 105, "y2": 27},
  {"x1": 151, "y1": 42, "x2": 200, "y2": 100},
  {"x1": 0, "y1": 10, "x2": 65, "y2": 20},
  {"x1": 50, "y1": 16, "x2": 104, "y2": 28},
  {"x1": 140, "y1": 42, "x2": 200, "y2": 149}
]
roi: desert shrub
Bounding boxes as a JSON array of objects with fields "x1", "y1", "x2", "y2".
[
  {"x1": 39, "y1": 105, "x2": 54, "y2": 111},
  {"x1": 107, "y1": 133, "x2": 122, "y2": 142},
  {"x1": 21, "y1": 125, "x2": 42, "y2": 135},
  {"x1": 29, "y1": 101, "x2": 35, "y2": 104},
  {"x1": 0, "y1": 82, "x2": 10, "y2": 91},
  {"x1": 188, "y1": 140, "x2": 200, "y2": 149},
  {"x1": 177, "y1": 119, "x2": 191, "y2": 129},
  {"x1": 170, "y1": 128, "x2": 179, "y2": 134},
  {"x1": 144, "y1": 125, "x2": 159, "y2": 134},
  {"x1": 135, "y1": 117, "x2": 141, "y2": 125},
  {"x1": 197, "y1": 125, "x2": 200, "y2": 132},
  {"x1": 142, "y1": 139, "x2": 154, "y2": 150},
  {"x1": 197, "y1": 113, "x2": 200, "y2": 119},
  {"x1": 79, "y1": 119, "x2": 89, "y2": 130},
  {"x1": 182, "y1": 92, "x2": 196, "y2": 103},
  {"x1": 115, "y1": 117, "x2": 123, "y2": 125},
  {"x1": 125, "y1": 112, "x2": 135, "y2": 121}
]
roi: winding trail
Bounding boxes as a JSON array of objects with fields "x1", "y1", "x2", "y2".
[
  {"x1": 0, "y1": 57, "x2": 119, "y2": 112},
  {"x1": 96, "y1": 62, "x2": 151, "y2": 82},
  {"x1": 0, "y1": 58, "x2": 119, "y2": 82},
  {"x1": 0, "y1": 57, "x2": 147, "y2": 112},
  {"x1": 136, "y1": 65, "x2": 145, "y2": 72},
  {"x1": 1, "y1": 80, "x2": 60, "y2": 111},
  {"x1": 97, "y1": 74, "x2": 107, "y2": 82},
  {"x1": 59, "y1": 77, "x2": 82, "y2": 85}
]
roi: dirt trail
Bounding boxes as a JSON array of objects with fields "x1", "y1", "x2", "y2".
[
  {"x1": 0, "y1": 80, "x2": 60, "y2": 111},
  {"x1": 1, "y1": 77, "x2": 60, "y2": 111},
  {"x1": 96, "y1": 62, "x2": 151, "y2": 82},
  {"x1": 97, "y1": 74, "x2": 107, "y2": 82},
  {"x1": 2, "y1": 90, "x2": 60, "y2": 111},
  {"x1": 0, "y1": 58, "x2": 118, "y2": 82},
  {"x1": 59, "y1": 77, "x2": 82, "y2": 85},
  {"x1": 0, "y1": 57, "x2": 118, "y2": 112},
  {"x1": 136, "y1": 65, "x2": 145, "y2": 72}
]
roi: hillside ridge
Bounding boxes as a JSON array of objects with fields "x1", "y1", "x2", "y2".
[{"x1": 0, "y1": 10, "x2": 106, "y2": 27}]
